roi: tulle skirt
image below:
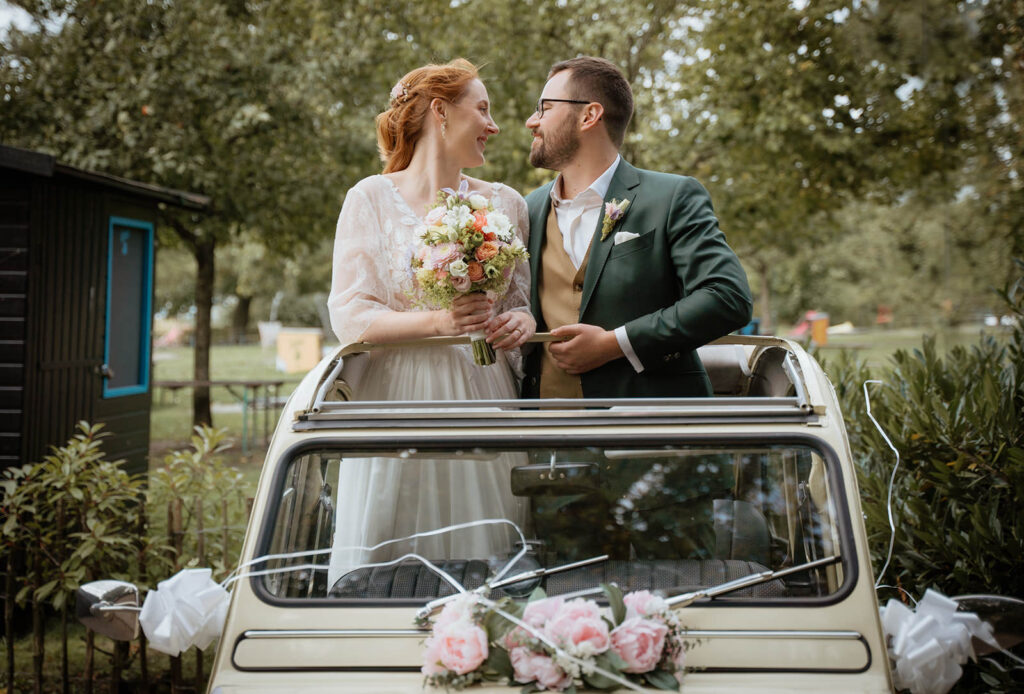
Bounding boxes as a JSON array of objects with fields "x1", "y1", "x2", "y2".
[{"x1": 327, "y1": 344, "x2": 530, "y2": 590}]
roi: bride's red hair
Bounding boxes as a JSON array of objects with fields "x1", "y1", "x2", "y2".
[{"x1": 376, "y1": 58, "x2": 479, "y2": 174}]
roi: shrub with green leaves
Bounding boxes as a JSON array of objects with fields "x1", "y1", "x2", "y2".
[
  {"x1": 147, "y1": 425, "x2": 251, "y2": 581},
  {"x1": 822, "y1": 264, "x2": 1024, "y2": 692},
  {"x1": 1, "y1": 422, "x2": 151, "y2": 611}
]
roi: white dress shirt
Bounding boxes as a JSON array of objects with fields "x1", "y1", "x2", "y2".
[{"x1": 549, "y1": 156, "x2": 645, "y2": 373}]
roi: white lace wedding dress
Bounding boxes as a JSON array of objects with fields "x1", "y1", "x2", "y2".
[{"x1": 325, "y1": 174, "x2": 531, "y2": 590}]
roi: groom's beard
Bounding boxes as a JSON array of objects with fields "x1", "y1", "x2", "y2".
[{"x1": 529, "y1": 119, "x2": 580, "y2": 171}]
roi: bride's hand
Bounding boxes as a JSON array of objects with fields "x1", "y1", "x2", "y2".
[
  {"x1": 442, "y1": 293, "x2": 494, "y2": 335},
  {"x1": 485, "y1": 310, "x2": 536, "y2": 351}
]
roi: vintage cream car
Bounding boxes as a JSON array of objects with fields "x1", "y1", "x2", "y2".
[{"x1": 203, "y1": 334, "x2": 892, "y2": 693}]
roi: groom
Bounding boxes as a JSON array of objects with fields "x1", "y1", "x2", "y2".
[{"x1": 522, "y1": 56, "x2": 753, "y2": 399}]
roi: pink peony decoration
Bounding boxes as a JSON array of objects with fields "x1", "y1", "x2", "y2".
[
  {"x1": 545, "y1": 599, "x2": 610, "y2": 656},
  {"x1": 610, "y1": 617, "x2": 669, "y2": 674},
  {"x1": 421, "y1": 635, "x2": 447, "y2": 676},
  {"x1": 510, "y1": 647, "x2": 573, "y2": 691},
  {"x1": 435, "y1": 620, "x2": 489, "y2": 675},
  {"x1": 522, "y1": 596, "x2": 564, "y2": 628},
  {"x1": 623, "y1": 590, "x2": 668, "y2": 620}
]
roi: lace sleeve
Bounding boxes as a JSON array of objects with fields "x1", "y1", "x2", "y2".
[
  {"x1": 493, "y1": 185, "x2": 531, "y2": 317},
  {"x1": 327, "y1": 186, "x2": 392, "y2": 345},
  {"x1": 491, "y1": 185, "x2": 531, "y2": 382}
]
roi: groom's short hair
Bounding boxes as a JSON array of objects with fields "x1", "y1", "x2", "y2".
[{"x1": 549, "y1": 57, "x2": 633, "y2": 148}]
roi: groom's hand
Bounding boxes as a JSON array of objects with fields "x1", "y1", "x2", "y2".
[{"x1": 549, "y1": 324, "x2": 624, "y2": 375}]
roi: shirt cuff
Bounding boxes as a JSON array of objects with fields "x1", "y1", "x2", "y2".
[{"x1": 614, "y1": 326, "x2": 644, "y2": 373}]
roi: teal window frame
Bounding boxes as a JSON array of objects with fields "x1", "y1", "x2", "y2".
[{"x1": 102, "y1": 216, "x2": 154, "y2": 398}]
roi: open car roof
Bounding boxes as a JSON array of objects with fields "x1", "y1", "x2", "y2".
[{"x1": 289, "y1": 335, "x2": 831, "y2": 431}]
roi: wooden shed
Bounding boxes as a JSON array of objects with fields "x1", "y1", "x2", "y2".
[{"x1": 0, "y1": 144, "x2": 209, "y2": 475}]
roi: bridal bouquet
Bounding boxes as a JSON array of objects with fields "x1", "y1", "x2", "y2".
[
  {"x1": 419, "y1": 585, "x2": 691, "y2": 692},
  {"x1": 410, "y1": 181, "x2": 528, "y2": 366}
]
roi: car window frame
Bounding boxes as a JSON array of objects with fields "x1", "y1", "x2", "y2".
[{"x1": 251, "y1": 432, "x2": 858, "y2": 610}]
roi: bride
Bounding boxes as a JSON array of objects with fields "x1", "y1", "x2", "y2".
[{"x1": 326, "y1": 59, "x2": 535, "y2": 588}]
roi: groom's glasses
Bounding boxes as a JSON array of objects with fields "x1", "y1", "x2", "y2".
[{"x1": 535, "y1": 98, "x2": 592, "y2": 118}]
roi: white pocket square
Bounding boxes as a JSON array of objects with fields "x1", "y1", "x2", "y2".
[{"x1": 613, "y1": 231, "x2": 640, "y2": 245}]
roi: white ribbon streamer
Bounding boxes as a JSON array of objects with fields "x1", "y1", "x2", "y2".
[
  {"x1": 880, "y1": 588, "x2": 1000, "y2": 694},
  {"x1": 863, "y1": 379, "x2": 901, "y2": 589},
  {"x1": 139, "y1": 568, "x2": 230, "y2": 656},
  {"x1": 138, "y1": 519, "x2": 527, "y2": 656}
]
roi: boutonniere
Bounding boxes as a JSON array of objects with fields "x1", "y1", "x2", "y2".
[{"x1": 600, "y1": 198, "x2": 631, "y2": 241}]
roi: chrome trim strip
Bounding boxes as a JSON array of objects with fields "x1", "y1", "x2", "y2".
[
  {"x1": 240, "y1": 628, "x2": 862, "y2": 641},
  {"x1": 242, "y1": 629, "x2": 424, "y2": 639},
  {"x1": 683, "y1": 629, "x2": 862, "y2": 640},
  {"x1": 299, "y1": 397, "x2": 813, "y2": 424}
]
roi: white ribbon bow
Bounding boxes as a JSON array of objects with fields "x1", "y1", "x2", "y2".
[
  {"x1": 880, "y1": 588, "x2": 999, "y2": 694},
  {"x1": 139, "y1": 568, "x2": 230, "y2": 656}
]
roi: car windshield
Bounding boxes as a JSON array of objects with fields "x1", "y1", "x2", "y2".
[{"x1": 257, "y1": 443, "x2": 847, "y2": 603}]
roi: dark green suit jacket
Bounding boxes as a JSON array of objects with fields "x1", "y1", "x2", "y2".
[{"x1": 522, "y1": 160, "x2": 752, "y2": 399}]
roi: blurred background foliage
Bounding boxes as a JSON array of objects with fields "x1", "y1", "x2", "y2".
[{"x1": 1, "y1": 0, "x2": 1020, "y2": 340}]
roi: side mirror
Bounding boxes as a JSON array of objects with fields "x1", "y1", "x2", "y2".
[
  {"x1": 955, "y1": 594, "x2": 1024, "y2": 655},
  {"x1": 76, "y1": 580, "x2": 141, "y2": 641}
]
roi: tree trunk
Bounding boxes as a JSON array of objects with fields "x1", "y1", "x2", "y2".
[
  {"x1": 193, "y1": 237, "x2": 215, "y2": 426},
  {"x1": 169, "y1": 219, "x2": 216, "y2": 427},
  {"x1": 231, "y1": 295, "x2": 252, "y2": 344}
]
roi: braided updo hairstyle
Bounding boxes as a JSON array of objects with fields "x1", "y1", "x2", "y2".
[{"x1": 375, "y1": 58, "x2": 479, "y2": 174}]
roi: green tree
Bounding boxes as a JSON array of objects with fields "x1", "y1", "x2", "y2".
[{"x1": 0, "y1": 0, "x2": 357, "y2": 424}]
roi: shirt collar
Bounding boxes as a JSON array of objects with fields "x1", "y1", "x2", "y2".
[{"x1": 550, "y1": 155, "x2": 622, "y2": 207}]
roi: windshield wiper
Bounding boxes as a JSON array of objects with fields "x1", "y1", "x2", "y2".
[
  {"x1": 666, "y1": 555, "x2": 841, "y2": 608},
  {"x1": 415, "y1": 554, "x2": 609, "y2": 623}
]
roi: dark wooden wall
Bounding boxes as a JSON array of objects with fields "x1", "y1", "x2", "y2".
[
  {"x1": 1, "y1": 172, "x2": 153, "y2": 476},
  {"x1": 0, "y1": 171, "x2": 30, "y2": 468}
]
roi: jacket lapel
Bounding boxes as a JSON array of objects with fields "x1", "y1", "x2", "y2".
[
  {"x1": 527, "y1": 181, "x2": 555, "y2": 317},
  {"x1": 579, "y1": 160, "x2": 640, "y2": 316}
]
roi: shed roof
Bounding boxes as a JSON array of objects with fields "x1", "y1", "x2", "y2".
[{"x1": 0, "y1": 144, "x2": 211, "y2": 210}]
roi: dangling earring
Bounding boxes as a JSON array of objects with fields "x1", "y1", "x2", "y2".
[{"x1": 441, "y1": 118, "x2": 448, "y2": 140}]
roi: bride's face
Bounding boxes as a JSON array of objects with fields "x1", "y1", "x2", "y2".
[{"x1": 445, "y1": 79, "x2": 499, "y2": 169}]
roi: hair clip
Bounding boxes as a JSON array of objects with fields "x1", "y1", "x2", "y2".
[{"x1": 389, "y1": 81, "x2": 409, "y2": 106}]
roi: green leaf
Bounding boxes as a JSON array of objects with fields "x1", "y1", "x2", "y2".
[
  {"x1": 644, "y1": 669, "x2": 680, "y2": 691},
  {"x1": 35, "y1": 579, "x2": 59, "y2": 602},
  {"x1": 603, "y1": 650, "x2": 628, "y2": 671},
  {"x1": 602, "y1": 582, "x2": 626, "y2": 625},
  {"x1": 484, "y1": 646, "x2": 512, "y2": 678}
]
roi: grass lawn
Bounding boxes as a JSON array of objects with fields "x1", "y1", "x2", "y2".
[
  {"x1": 5, "y1": 618, "x2": 212, "y2": 694},
  {"x1": 150, "y1": 343, "x2": 307, "y2": 460},
  {"x1": 813, "y1": 323, "x2": 1009, "y2": 368},
  {"x1": 148, "y1": 324, "x2": 1006, "y2": 449}
]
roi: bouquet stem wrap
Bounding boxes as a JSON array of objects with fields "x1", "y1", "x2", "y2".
[{"x1": 469, "y1": 330, "x2": 495, "y2": 366}]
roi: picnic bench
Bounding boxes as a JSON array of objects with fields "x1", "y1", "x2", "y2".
[{"x1": 153, "y1": 379, "x2": 298, "y2": 453}]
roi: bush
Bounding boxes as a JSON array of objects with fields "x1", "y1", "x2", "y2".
[
  {"x1": 822, "y1": 263, "x2": 1024, "y2": 691},
  {"x1": 1, "y1": 424, "x2": 254, "y2": 693}
]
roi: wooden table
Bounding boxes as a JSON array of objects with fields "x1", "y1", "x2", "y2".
[{"x1": 153, "y1": 379, "x2": 298, "y2": 453}]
